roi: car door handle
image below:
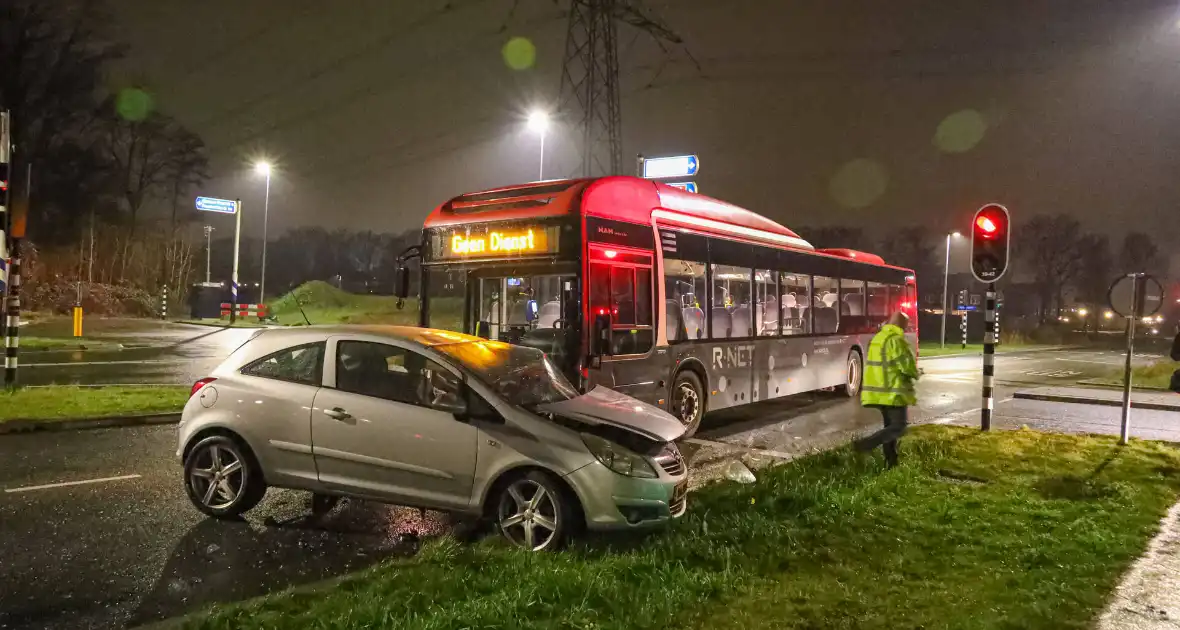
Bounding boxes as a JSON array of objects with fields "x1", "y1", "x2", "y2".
[{"x1": 323, "y1": 407, "x2": 353, "y2": 421}]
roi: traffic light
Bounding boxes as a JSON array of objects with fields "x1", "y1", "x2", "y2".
[{"x1": 970, "y1": 203, "x2": 1011, "y2": 283}]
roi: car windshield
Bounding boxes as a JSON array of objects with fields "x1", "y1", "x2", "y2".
[{"x1": 433, "y1": 340, "x2": 578, "y2": 409}]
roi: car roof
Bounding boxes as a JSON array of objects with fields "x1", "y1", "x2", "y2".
[{"x1": 252, "y1": 325, "x2": 484, "y2": 348}]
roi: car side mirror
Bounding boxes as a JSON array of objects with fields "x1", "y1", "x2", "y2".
[{"x1": 456, "y1": 385, "x2": 503, "y2": 424}]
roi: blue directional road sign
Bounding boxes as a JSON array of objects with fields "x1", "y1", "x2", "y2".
[
  {"x1": 667, "y1": 182, "x2": 699, "y2": 193},
  {"x1": 195, "y1": 196, "x2": 238, "y2": 214},
  {"x1": 642, "y1": 155, "x2": 700, "y2": 179}
]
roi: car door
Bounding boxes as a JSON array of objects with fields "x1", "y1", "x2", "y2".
[{"x1": 310, "y1": 337, "x2": 478, "y2": 510}]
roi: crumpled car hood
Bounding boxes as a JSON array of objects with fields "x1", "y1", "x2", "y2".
[{"x1": 537, "y1": 386, "x2": 685, "y2": 443}]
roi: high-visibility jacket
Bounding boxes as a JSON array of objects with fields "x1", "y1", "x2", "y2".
[{"x1": 861, "y1": 324, "x2": 918, "y2": 407}]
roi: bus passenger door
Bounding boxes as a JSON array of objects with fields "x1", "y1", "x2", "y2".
[{"x1": 586, "y1": 247, "x2": 665, "y2": 407}]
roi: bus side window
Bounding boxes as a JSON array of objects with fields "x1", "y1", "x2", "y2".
[{"x1": 781, "y1": 272, "x2": 810, "y2": 335}]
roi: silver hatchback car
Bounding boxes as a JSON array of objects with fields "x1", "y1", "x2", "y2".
[{"x1": 178, "y1": 326, "x2": 688, "y2": 550}]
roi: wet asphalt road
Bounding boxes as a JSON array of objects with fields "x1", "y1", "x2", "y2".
[
  {"x1": 20, "y1": 320, "x2": 258, "y2": 387},
  {"x1": 1, "y1": 342, "x2": 1176, "y2": 628}
]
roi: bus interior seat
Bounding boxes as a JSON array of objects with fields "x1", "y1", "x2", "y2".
[
  {"x1": 710, "y1": 308, "x2": 732, "y2": 338},
  {"x1": 759, "y1": 297, "x2": 779, "y2": 333},
  {"x1": 781, "y1": 294, "x2": 797, "y2": 309},
  {"x1": 536, "y1": 300, "x2": 561, "y2": 328},
  {"x1": 665, "y1": 300, "x2": 685, "y2": 342},
  {"x1": 506, "y1": 300, "x2": 530, "y2": 325},
  {"x1": 730, "y1": 306, "x2": 752, "y2": 337},
  {"x1": 821, "y1": 292, "x2": 838, "y2": 307},
  {"x1": 683, "y1": 306, "x2": 704, "y2": 340},
  {"x1": 843, "y1": 294, "x2": 864, "y2": 316},
  {"x1": 840, "y1": 301, "x2": 851, "y2": 316},
  {"x1": 814, "y1": 306, "x2": 838, "y2": 334}
]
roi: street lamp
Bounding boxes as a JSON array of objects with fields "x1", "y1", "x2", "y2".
[
  {"x1": 940, "y1": 231, "x2": 962, "y2": 349},
  {"x1": 527, "y1": 110, "x2": 549, "y2": 181},
  {"x1": 254, "y1": 161, "x2": 272, "y2": 304}
]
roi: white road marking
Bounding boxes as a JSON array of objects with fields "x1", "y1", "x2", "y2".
[
  {"x1": 23, "y1": 359, "x2": 185, "y2": 368},
  {"x1": 4, "y1": 474, "x2": 142, "y2": 493}
]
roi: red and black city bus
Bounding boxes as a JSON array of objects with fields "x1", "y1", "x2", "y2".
[{"x1": 397, "y1": 176, "x2": 917, "y2": 436}]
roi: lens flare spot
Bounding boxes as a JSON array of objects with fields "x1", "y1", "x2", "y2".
[
  {"x1": 115, "y1": 87, "x2": 155, "y2": 121},
  {"x1": 829, "y1": 158, "x2": 888, "y2": 209},
  {"x1": 502, "y1": 36, "x2": 537, "y2": 71},
  {"x1": 934, "y1": 109, "x2": 986, "y2": 154}
]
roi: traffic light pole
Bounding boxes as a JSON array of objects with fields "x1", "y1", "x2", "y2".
[{"x1": 980, "y1": 282, "x2": 996, "y2": 431}]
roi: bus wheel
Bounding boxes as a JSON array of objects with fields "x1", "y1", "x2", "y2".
[
  {"x1": 839, "y1": 350, "x2": 863, "y2": 397},
  {"x1": 672, "y1": 371, "x2": 705, "y2": 437}
]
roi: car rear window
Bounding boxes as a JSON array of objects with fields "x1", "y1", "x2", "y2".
[{"x1": 239, "y1": 342, "x2": 325, "y2": 386}]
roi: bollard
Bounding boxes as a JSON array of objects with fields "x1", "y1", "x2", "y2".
[
  {"x1": 961, "y1": 312, "x2": 967, "y2": 349},
  {"x1": 73, "y1": 305, "x2": 83, "y2": 337},
  {"x1": 160, "y1": 284, "x2": 169, "y2": 320}
]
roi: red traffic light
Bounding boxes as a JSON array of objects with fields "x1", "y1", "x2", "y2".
[{"x1": 975, "y1": 215, "x2": 997, "y2": 234}]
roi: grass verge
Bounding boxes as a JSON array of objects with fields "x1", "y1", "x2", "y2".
[
  {"x1": 20, "y1": 336, "x2": 127, "y2": 351},
  {"x1": 184, "y1": 426, "x2": 1180, "y2": 630},
  {"x1": 0, "y1": 385, "x2": 188, "y2": 422},
  {"x1": 918, "y1": 342, "x2": 1054, "y2": 357},
  {"x1": 1086, "y1": 360, "x2": 1178, "y2": 390}
]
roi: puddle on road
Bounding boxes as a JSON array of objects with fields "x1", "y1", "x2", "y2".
[{"x1": 127, "y1": 489, "x2": 455, "y2": 626}]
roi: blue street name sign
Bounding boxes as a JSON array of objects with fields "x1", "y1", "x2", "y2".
[
  {"x1": 195, "y1": 196, "x2": 238, "y2": 214},
  {"x1": 642, "y1": 155, "x2": 700, "y2": 179},
  {"x1": 667, "y1": 181, "x2": 699, "y2": 193}
]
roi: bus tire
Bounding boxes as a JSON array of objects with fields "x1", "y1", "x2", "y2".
[
  {"x1": 671, "y1": 370, "x2": 705, "y2": 437},
  {"x1": 839, "y1": 349, "x2": 863, "y2": 398}
]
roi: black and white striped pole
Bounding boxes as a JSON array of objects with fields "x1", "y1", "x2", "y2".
[
  {"x1": 160, "y1": 284, "x2": 169, "y2": 319},
  {"x1": 969, "y1": 203, "x2": 1012, "y2": 432},
  {"x1": 981, "y1": 284, "x2": 997, "y2": 431},
  {"x1": 960, "y1": 311, "x2": 968, "y2": 349}
]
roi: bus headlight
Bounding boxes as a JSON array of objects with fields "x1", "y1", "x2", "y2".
[{"x1": 580, "y1": 433, "x2": 658, "y2": 478}]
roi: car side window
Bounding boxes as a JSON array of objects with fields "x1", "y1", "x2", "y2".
[
  {"x1": 335, "y1": 340, "x2": 461, "y2": 410},
  {"x1": 240, "y1": 342, "x2": 325, "y2": 386}
]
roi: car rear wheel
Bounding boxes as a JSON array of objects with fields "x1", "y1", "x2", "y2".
[
  {"x1": 495, "y1": 471, "x2": 575, "y2": 551},
  {"x1": 184, "y1": 435, "x2": 267, "y2": 518},
  {"x1": 672, "y1": 370, "x2": 705, "y2": 437},
  {"x1": 839, "y1": 350, "x2": 863, "y2": 397}
]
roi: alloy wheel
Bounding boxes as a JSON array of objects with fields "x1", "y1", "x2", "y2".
[
  {"x1": 676, "y1": 383, "x2": 700, "y2": 426},
  {"x1": 188, "y1": 444, "x2": 245, "y2": 510},
  {"x1": 847, "y1": 354, "x2": 862, "y2": 395},
  {"x1": 498, "y1": 479, "x2": 559, "y2": 551}
]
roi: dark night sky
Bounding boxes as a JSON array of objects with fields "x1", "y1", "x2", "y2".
[{"x1": 110, "y1": 0, "x2": 1180, "y2": 271}]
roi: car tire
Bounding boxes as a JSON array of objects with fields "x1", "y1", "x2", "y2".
[
  {"x1": 183, "y1": 434, "x2": 267, "y2": 519},
  {"x1": 839, "y1": 350, "x2": 863, "y2": 398},
  {"x1": 494, "y1": 471, "x2": 577, "y2": 551},
  {"x1": 671, "y1": 370, "x2": 705, "y2": 437}
]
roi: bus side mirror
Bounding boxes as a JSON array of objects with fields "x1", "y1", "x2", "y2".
[{"x1": 394, "y1": 266, "x2": 410, "y2": 299}]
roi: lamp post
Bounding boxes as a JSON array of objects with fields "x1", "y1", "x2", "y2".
[
  {"x1": 527, "y1": 111, "x2": 549, "y2": 181},
  {"x1": 254, "y1": 161, "x2": 272, "y2": 303},
  {"x1": 940, "y1": 231, "x2": 962, "y2": 348}
]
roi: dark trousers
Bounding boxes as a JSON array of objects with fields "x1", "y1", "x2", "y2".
[{"x1": 856, "y1": 405, "x2": 909, "y2": 466}]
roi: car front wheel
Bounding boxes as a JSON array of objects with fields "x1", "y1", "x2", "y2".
[
  {"x1": 495, "y1": 471, "x2": 575, "y2": 551},
  {"x1": 184, "y1": 435, "x2": 267, "y2": 518}
]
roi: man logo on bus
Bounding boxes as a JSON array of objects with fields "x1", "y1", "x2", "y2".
[{"x1": 713, "y1": 345, "x2": 754, "y2": 370}]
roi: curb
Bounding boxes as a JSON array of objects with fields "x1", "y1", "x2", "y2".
[
  {"x1": 1012, "y1": 391, "x2": 1180, "y2": 413},
  {"x1": 0, "y1": 413, "x2": 182, "y2": 435}
]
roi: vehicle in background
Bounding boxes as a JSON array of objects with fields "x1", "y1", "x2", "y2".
[
  {"x1": 397, "y1": 176, "x2": 917, "y2": 436},
  {"x1": 177, "y1": 326, "x2": 688, "y2": 551}
]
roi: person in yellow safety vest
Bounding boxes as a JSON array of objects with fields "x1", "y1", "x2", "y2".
[{"x1": 855, "y1": 311, "x2": 918, "y2": 467}]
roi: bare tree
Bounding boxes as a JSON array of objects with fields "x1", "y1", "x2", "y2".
[
  {"x1": 1076, "y1": 233, "x2": 1113, "y2": 307},
  {"x1": 1015, "y1": 214, "x2": 1085, "y2": 322},
  {"x1": 1118, "y1": 231, "x2": 1162, "y2": 276},
  {"x1": 103, "y1": 105, "x2": 198, "y2": 234}
]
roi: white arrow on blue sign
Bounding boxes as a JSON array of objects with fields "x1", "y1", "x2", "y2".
[
  {"x1": 642, "y1": 155, "x2": 700, "y2": 179},
  {"x1": 195, "y1": 196, "x2": 238, "y2": 214},
  {"x1": 667, "y1": 182, "x2": 698, "y2": 193}
]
